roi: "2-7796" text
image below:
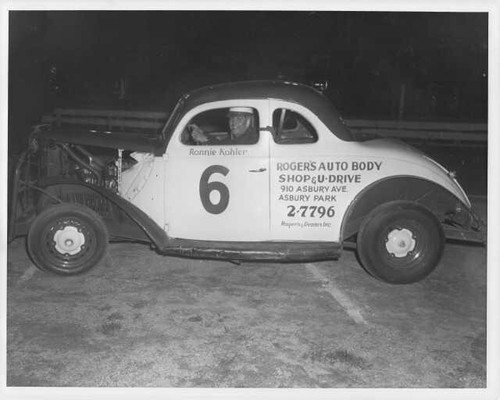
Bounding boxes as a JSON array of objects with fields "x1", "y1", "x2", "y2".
[{"x1": 287, "y1": 205, "x2": 335, "y2": 218}]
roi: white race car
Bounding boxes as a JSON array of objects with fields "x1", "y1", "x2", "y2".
[{"x1": 10, "y1": 81, "x2": 484, "y2": 284}]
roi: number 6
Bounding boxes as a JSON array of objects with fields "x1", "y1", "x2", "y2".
[{"x1": 199, "y1": 165, "x2": 230, "y2": 214}]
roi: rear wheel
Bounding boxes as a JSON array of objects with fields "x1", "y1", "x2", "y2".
[
  {"x1": 356, "y1": 201, "x2": 444, "y2": 284},
  {"x1": 27, "y1": 203, "x2": 109, "y2": 275}
]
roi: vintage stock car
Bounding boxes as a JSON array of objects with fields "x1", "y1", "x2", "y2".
[{"x1": 9, "y1": 80, "x2": 484, "y2": 284}]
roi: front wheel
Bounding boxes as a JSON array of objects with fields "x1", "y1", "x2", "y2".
[
  {"x1": 27, "y1": 203, "x2": 109, "y2": 275},
  {"x1": 356, "y1": 201, "x2": 444, "y2": 284}
]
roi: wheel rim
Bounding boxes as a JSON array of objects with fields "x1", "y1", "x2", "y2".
[
  {"x1": 380, "y1": 220, "x2": 426, "y2": 269},
  {"x1": 42, "y1": 217, "x2": 95, "y2": 270},
  {"x1": 53, "y1": 226, "x2": 86, "y2": 255},
  {"x1": 385, "y1": 227, "x2": 416, "y2": 258}
]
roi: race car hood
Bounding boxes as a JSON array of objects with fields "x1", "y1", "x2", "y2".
[{"x1": 358, "y1": 138, "x2": 471, "y2": 207}]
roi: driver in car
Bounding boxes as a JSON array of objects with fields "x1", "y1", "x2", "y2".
[{"x1": 188, "y1": 107, "x2": 257, "y2": 145}]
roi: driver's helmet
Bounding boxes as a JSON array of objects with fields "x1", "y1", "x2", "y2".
[{"x1": 228, "y1": 107, "x2": 253, "y2": 116}]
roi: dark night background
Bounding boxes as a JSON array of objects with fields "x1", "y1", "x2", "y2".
[{"x1": 9, "y1": 11, "x2": 488, "y2": 154}]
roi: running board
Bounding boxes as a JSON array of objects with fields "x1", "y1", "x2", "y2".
[{"x1": 160, "y1": 240, "x2": 342, "y2": 263}]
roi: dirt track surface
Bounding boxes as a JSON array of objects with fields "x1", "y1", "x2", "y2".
[{"x1": 6, "y1": 199, "x2": 487, "y2": 388}]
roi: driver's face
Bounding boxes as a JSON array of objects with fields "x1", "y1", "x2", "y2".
[{"x1": 229, "y1": 113, "x2": 251, "y2": 136}]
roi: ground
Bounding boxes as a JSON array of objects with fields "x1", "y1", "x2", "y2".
[{"x1": 5, "y1": 198, "x2": 487, "y2": 388}]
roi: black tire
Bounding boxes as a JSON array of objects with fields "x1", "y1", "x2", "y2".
[
  {"x1": 356, "y1": 201, "x2": 444, "y2": 284},
  {"x1": 27, "y1": 203, "x2": 109, "y2": 275}
]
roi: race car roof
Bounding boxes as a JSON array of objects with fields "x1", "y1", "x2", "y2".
[{"x1": 170, "y1": 80, "x2": 354, "y2": 142}]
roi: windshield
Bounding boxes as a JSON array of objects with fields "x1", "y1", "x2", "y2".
[{"x1": 161, "y1": 96, "x2": 187, "y2": 145}]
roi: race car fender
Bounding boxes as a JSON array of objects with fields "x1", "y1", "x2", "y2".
[
  {"x1": 36, "y1": 179, "x2": 170, "y2": 251},
  {"x1": 340, "y1": 176, "x2": 477, "y2": 241}
]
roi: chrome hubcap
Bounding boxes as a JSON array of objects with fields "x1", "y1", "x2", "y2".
[
  {"x1": 53, "y1": 226, "x2": 85, "y2": 255},
  {"x1": 385, "y1": 228, "x2": 416, "y2": 258}
]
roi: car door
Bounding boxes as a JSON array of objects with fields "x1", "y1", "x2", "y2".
[{"x1": 164, "y1": 101, "x2": 271, "y2": 241}]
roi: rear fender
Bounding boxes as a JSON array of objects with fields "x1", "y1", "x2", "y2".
[{"x1": 341, "y1": 176, "x2": 482, "y2": 243}]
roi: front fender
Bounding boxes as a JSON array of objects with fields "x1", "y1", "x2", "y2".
[
  {"x1": 33, "y1": 179, "x2": 170, "y2": 251},
  {"x1": 341, "y1": 176, "x2": 484, "y2": 243}
]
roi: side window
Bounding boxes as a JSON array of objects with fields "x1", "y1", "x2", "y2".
[
  {"x1": 181, "y1": 107, "x2": 259, "y2": 146},
  {"x1": 272, "y1": 108, "x2": 318, "y2": 144}
]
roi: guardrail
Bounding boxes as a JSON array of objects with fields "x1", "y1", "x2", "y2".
[
  {"x1": 41, "y1": 109, "x2": 487, "y2": 144},
  {"x1": 41, "y1": 109, "x2": 168, "y2": 131},
  {"x1": 345, "y1": 119, "x2": 487, "y2": 144}
]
